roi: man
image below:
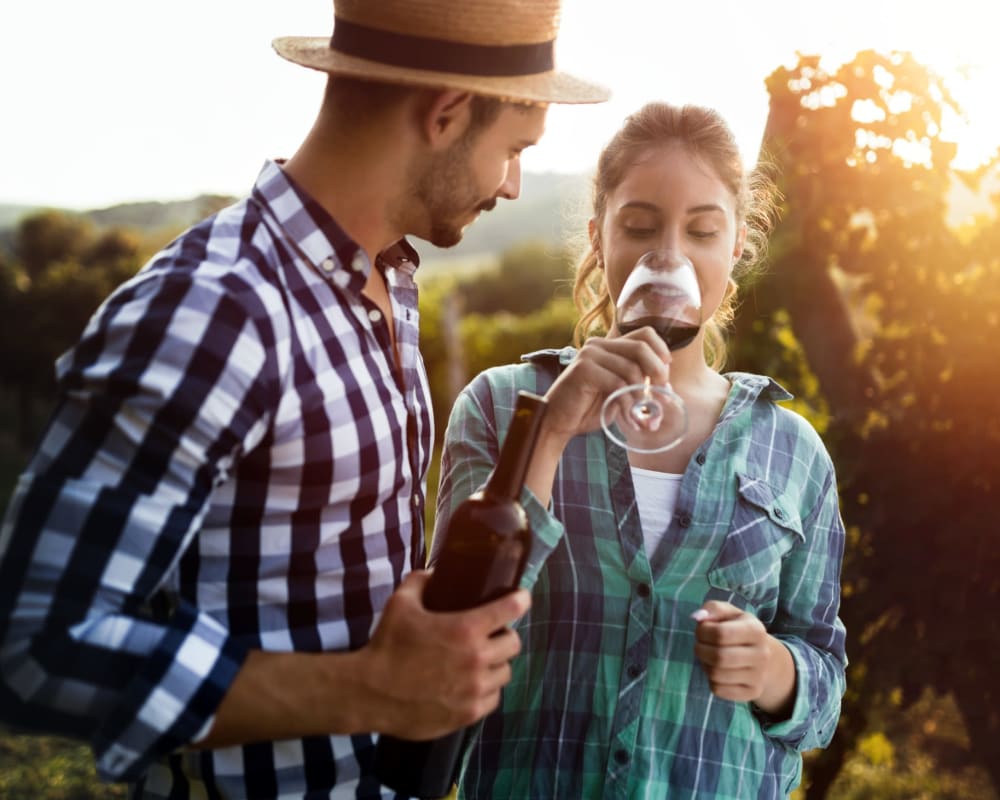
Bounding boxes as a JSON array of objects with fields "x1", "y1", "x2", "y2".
[{"x1": 0, "y1": 1, "x2": 608, "y2": 797}]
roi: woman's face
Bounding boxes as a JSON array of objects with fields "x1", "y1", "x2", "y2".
[{"x1": 594, "y1": 143, "x2": 746, "y2": 326}]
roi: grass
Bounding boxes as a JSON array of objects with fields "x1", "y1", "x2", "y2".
[{"x1": 0, "y1": 729, "x2": 126, "y2": 800}]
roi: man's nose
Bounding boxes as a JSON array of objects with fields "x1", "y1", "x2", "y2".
[{"x1": 497, "y1": 158, "x2": 522, "y2": 200}]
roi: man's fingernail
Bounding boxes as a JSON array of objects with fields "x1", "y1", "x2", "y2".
[{"x1": 691, "y1": 609, "x2": 710, "y2": 622}]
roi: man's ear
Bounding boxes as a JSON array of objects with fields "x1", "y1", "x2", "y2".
[{"x1": 419, "y1": 90, "x2": 474, "y2": 149}]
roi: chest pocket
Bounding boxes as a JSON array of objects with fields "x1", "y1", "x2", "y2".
[{"x1": 707, "y1": 473, "x2": 805, "y2": 612}]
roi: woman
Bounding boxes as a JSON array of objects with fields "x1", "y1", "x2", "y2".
[{"x1": 432, "y1": 102, "x2": 847, "y2": 798}]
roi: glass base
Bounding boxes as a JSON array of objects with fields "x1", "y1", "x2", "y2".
[{"x1": 600, "y1": 382, "x2": 687, "y2": 454}]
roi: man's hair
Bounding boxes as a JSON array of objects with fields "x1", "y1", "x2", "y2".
[{"x1": 323, "y1": 76, "x2": 505, "y2": 138}]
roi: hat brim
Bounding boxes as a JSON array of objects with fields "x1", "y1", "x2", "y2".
[{"x1": 273, "y1": 36, "x2": 610, "y2": 105}]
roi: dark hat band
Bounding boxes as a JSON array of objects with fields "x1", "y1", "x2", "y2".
[{"x1": 330, "y1": 17, "x2": 555, "y2": 77}]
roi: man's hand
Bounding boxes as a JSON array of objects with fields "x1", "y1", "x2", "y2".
[
  {"x1": 196, "y1": 570, "x2": 529, "y2": 749},
  {"x1": 691, "y1": 600, "x2": 796, "y2": 718},
  {"x1": 360, "y1": 570, "x2": 530, "y2": 740}
]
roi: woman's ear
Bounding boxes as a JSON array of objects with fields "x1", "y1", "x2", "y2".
[{"x1": 732, "y1": 222, "x2": 748, "y2": 267}]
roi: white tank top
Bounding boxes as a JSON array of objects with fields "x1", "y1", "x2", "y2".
[{"x1": 629, "y1": 466, "x2": 684, "y2": 560}]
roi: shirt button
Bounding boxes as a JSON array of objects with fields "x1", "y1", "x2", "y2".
[
  {"x1": 321, "y1": 257, "x2": 335, "y2": 272},
  {"x1": 636, "y1": 582, "x2": 651, "y2": 598},
  {"x1": 351, "y1": 253, "x2": 367, "y2": 272},
  {"x1": 412, "y1": 494, "x2": 421, "y2": 508},
  {"x1": 678, "y1": 513, "x2": 692, "y2": 528},
  {"x1": 614, "y1": 748, "x2": 630, "y2": 765},
  {"x1": 368, "y1": 309, "x2": 383, "y2": 323},
  {"x1": 627, "y1": 664, "x2": 641, "y2": 679},
  {"x1": 696, "y1": 452, "x2": 706, "y2": 465}
]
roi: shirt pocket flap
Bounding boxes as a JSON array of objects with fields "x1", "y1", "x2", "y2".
[
  {"x1": 706, "y1": 473, "x2": 805, "y2": 610},
  {"x1": 735, "y1": 473, "x2": 805, "y2": 543}
]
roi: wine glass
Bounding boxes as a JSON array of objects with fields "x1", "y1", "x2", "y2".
[{"x1": 599, "y1": 250, "x2": 702, "y2": 454}]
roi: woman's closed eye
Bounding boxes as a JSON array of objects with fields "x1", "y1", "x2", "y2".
[{"x1": 624, "y1": 226, "x2": 656, "y2": 238}]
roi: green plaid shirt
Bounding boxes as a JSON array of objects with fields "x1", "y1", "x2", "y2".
[{"x1": 432, "y1": 348, "x2": 847, "y2": 799}]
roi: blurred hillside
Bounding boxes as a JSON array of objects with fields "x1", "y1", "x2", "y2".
[
  {"x1": 413, "y1": 171, "x2": 591, "y2": 266},
  {"x1": 5, "y1": 165, "x2": 997, "y2": 268},
  {"x1": 0, "y1": 171, "x2": 592, "y2": 268}
]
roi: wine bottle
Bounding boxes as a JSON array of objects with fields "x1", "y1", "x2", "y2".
[{"x1": 373, "y1": 390, "x2": 548, "y2": 799}]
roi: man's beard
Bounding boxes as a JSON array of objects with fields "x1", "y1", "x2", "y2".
[{"x1": 413, "y1": 138, "x2": 495, "y2": 248}]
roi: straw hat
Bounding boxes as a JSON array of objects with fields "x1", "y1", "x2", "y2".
[{"x1": 273, "y1": 0, "x2": 610, "y2": 105}]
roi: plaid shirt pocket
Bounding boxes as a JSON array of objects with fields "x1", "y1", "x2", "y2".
[{"x1": 706, "y1": 473, "x2": 805, "y2": 615}]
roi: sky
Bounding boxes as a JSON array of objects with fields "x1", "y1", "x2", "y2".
[{"x1": 2, "y1": 0, "x2": 1000, "y2": 210}]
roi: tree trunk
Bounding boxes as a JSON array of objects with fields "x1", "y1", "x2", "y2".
[
  {"x1": 771, "y1": 245, "x2": 876, "y2": 427},
  {"x1": 16, "y1": 384, "x2": 36, "y2": 451},
  {"x1": 803, "y1": 687, "x2": 872, "y2": 800},
  {"x1": 442, "y1": 290, "x2": 466, "y2": 410}
]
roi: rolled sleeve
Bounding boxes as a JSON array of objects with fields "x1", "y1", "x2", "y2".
[
  {"x1": 0, "y1": 268, "x2": 277, "y2": 779},
  {"x1": 517, "y1": 488, "x2": 565, "y2": 590},
  {"x1": 93, "y1": 603, "x2": 248, "y2": 780},
  {"x1": 755, "y1": 634, "x2": 845, "y2": 750}
]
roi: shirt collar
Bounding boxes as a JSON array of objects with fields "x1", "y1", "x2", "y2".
[
  {"x1": 376, "y1": 237, "x2": 421, "y2": 278},
  {"x1": 717, "y1": 372, "x2": 793, "y2": 424},
  {"x1": 251, "y1": 160, "x2": 420, "y2": 292},
  {"x1": 723, "y1": 372, "x2": 793, "y2": 400}
]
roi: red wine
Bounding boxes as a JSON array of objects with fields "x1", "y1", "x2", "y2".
[
  {"x1": 373, "y1": 391, "x2": 548, "y2": 799},
  {"x1": 619, "y1": 315, "x2": 700, "y2": 350}
]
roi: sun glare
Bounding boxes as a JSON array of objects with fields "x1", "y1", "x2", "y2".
[
  {"x1": 4, "y1": 0, "x2": 1000, "y2": 208},
  {"x1": 939, "y1": 64, "x2": 1000, "y2": 170}
]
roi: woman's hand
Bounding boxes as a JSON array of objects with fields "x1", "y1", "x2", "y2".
[
  {"x1": 540, "y1": 329, "x2": 671, "y2": 447},
  {"x1": 691, "y1": 600, "x2": 797, "y2": 719},
  {"x1": 523, "y1": 328, "x2": 670, "y2": 506}
]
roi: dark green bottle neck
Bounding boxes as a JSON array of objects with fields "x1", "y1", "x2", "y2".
[{"x1": 483, "y1": 391, "x2": 547, "y2": 501}]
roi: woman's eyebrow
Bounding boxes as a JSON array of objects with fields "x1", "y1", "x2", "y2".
[
  {"x1": 687, "y1": 203, "x2": 725, "y2": 215},
  {"x1": 618, "y1": 200, "x2": 661, "y2": 213}
]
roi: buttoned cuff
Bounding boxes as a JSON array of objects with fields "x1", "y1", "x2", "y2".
[{"x1": 753, "y1": 637, "x2": 815, "y2": 746}]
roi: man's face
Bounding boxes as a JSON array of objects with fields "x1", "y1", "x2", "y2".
[{"x1": 413, "y1": 103, "x2": 548, "y2": 248}]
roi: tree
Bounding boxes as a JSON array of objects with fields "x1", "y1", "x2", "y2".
[
  {"x1": 457, "y1": 241, "x2": 575, "y2": 316},
  {"x1": 0, "y1": 212, "x2": 142, "y2": 450},
  {"x1": 737, "y1": 50, "x2": 1000, "y2": 796}
]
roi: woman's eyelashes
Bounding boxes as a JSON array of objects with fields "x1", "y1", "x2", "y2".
[
  {"x1": 621, "y1": 225, "x2": 720, "y2": 240},
  {"x1": 623, "y1": 226, "x2": 655, "y2": 238}
]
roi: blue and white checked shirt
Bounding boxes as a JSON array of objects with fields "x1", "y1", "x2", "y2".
[
  {"x1": 434, "y1": 348, "x2": 847, "y2": 799},
  {"x1": 0, "y1": 161, "x2": 433, "y2": 798}
]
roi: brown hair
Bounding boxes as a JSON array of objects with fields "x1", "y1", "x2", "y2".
[
  {"x1": 323, "y1": 76, "x2": 505, "y2": 137},
  {"x1": 572, "y1": 102, "x2": 778, "y2": 369}
]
